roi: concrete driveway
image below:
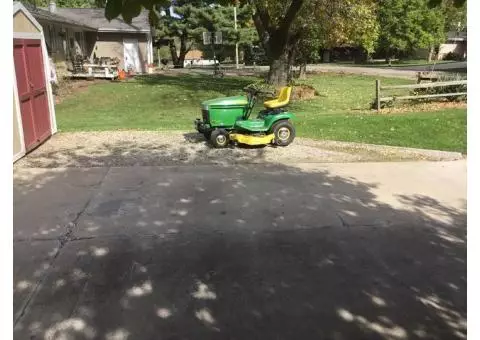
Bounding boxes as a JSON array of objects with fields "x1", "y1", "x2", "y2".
[{"x1": 14, "y1": 158, "x2": 466, "y2": 340}]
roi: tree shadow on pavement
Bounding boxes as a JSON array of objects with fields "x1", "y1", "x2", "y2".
[{"x1": 13, "y1": 142, "x2": 466, "y2": 340}]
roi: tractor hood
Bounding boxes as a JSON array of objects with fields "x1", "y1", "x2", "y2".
[{"x1": 202, "y1": 95, "x2": 248, "y2": 110}]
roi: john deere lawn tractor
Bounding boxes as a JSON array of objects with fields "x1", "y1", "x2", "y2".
[{"x1": 194, "y1": 84, "x2": 296, "y2": 148}]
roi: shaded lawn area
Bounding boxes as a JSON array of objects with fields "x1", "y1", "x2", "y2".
[{"x1": 56, "y1": 73, "x2": 467, "y2": 153}]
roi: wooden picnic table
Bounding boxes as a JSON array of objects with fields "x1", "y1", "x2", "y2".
[
  {"x1": 83, "y1": 63, "x2": 118, "y2": 68},
  {"x1": 69, "y1": 62, "x2": 119, "y2": 80},
  {"x1": 83, "y1": 63, "x2": 118, "y2": 74}
]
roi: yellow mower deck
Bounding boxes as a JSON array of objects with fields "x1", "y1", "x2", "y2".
[{"x1": 229, "y1": 133, "x2": 274, "y2": 146}]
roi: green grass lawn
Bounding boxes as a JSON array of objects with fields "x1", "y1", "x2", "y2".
[
  {"x1": 296, "y1": 110, "x2": 466, "y2": 153},
  {"x1": 56, "y1": 73, "x2": 466, "y2": 153}
]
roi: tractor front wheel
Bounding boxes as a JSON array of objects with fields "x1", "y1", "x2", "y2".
[
  {"x1": 210, "y1": 129, "x2": 229, "y2": 148},
  {"x1": 272, "y1": 120, "x2": 295, "y2": 146}
]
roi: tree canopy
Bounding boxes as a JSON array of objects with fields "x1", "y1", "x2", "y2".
[
  {"x1": 103, "y1": 0, "x2": 466, "y2": 84},
  {"x1": 377, "y1": 0, "x2": 446, "y2": 59},
  {"x1": 442, "y1": 0, "x2": 466, "y2": 31},
  {"x1": 153, "y1": 3, "x2": 254, "y2": 67}
]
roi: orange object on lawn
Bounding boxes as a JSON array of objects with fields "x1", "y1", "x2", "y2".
[{"x1": 118, "y1": 69, "x2": 126, "y2": 80}]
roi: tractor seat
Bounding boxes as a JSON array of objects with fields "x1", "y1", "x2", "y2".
[{"x1": 263, "y1": 86, "x2": 292, "y2": 109}]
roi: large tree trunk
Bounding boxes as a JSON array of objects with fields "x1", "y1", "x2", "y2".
[
  {"x1": 251, "y1": 0, "x2": 305, "y2": 86},
  {"x1": 267, "y1": 51, "x2": 290, "y2": 85},
  {"x1": 385, "y1": 48, "x2": 393, "y2": 65},
  {"x1": 298, "y1": 62, "x2": 307, "y2": 79},
  {"x1": 177, "y1": 32, "x2": 189, "y2": 68},
  {"x1": 169, "y1": 40, "x2": 179, "y2": 67},
  {"x1": 427, "y1": 46, "x2": 435, "y2": 62},
  {"x1": 287, "y1": 46, "x2": 297, "y2": 82},
  {"x1": 322, "y1": 49, "x2": 331, "y2": 63}
]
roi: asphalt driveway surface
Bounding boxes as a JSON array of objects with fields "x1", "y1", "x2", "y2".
[{"x1": 13, "y1": 157, "x2": 466, "y2": 340}]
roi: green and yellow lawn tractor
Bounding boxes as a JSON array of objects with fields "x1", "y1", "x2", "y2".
[{"x1": 194, "y1": 84, "x2": 296, "y2": 148}]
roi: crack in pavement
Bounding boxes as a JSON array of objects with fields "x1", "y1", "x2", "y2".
[
  {"x1": 14, "y1": 167, "x2": 111, "y2": 327},
  {"x1": 336, "y1": 213, "x2": 350, "y2": 228}
]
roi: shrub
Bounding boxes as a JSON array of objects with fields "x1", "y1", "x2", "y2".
[
  {"x1": 245, "y1": 80, "x2": 318, "y2": 101},
  {"x1": 370, "y1": 98, "x2": 394, "y2": 110},
  {"x1": 50, "y1": 82, "x2": 59, "y2": 96}
]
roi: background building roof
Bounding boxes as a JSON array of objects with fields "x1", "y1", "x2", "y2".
[
  {"x1": 18, "y1": 2, "x2": 96, "y2": 30},
  {"x1": 53, "y1": 8, "x2": 151, "y2": 33}
]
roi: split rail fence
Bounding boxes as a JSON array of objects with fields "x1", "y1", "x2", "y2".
[{"x1": 374, "y1": 79, "x2": 467, "y2": 112}]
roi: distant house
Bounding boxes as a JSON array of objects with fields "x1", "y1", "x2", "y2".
[
  {"x1": 438, "y1": 31, "x2": 467, "y2": 60},
  {"x1": 183, "y1": 49, "x2": 210, "y2": 67},
  {"x1": 185, "y1": 49, "x2": 203, "y2": 62},
  {"x1": 21, "y1": 1, "x2": 154, "y2": 75}
]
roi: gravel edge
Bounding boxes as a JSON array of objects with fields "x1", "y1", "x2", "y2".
[
  {"x1": 300, "y1": 139, "x2": 464, "y2": 161},
  {"x1": 14, "y1": 131, "x2": 464, "y2": 169}
]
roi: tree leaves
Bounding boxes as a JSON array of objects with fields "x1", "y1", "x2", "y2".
[
  {"x1": 427, "y1": 0, "x2": 466, "y2": 7},
  {"x1": 378, "y1": 0, "x2": 446, "y2": 54},
  {"x1": 148, "y1": 9, "x2": 160, "y2": 27},
  {"x1": 105, "y1": 0, "x2": 123, "y2": 21},
  {"x1": 105, "y1": 0, "x2": 169, "y2": 23},
  {"x1": 154, "y1": 3, "x2": 255, "y2": 46},
  {"x1": 121, "y1": 0, "x2": 142, "y2": 23},
  {"x1": 293, "y1": 0, "x2": 379, "y2": 63}
]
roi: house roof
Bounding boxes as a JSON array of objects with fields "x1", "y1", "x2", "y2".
[
  {"x1": 185, "y1": 49, "x2": 203, "y2": 59},
  {"x1": 447, "y1": 31, "x2": 467, "y2": 42},
  {"x1": 53, "y1": 8, "x2": 151, "y2": 33},
  {"x1": 17, "y1": 2, "x2": 96, "y2": 31}
]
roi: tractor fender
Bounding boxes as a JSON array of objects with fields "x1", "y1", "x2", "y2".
[{"x1": 264, "y1": 112, "x2": 296, "y2": 130}]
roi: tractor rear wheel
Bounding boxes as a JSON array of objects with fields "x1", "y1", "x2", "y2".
[
  {"x1": 272, "y1": 120, "x2": 295, "y2": 146},
  {"x1": 210, "y1": 129, "x2": 229, "y2": 148}
]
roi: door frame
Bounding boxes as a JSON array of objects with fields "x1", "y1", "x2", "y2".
[
  {"x1": 123, "y1": 38, "x2": 142, "y2": 73},
  {"x1": 13, "y1": 58, "x2": 26, "y2": 162}
]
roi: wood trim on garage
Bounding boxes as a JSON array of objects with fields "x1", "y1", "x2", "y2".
[{"x1": 13, "y1": 65, "x2": 26, "y2": 162}]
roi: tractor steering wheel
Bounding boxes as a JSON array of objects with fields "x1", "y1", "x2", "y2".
[
  {"x1": 243, "y1": 85, "x2": 275, "y2": 97},
  {"x1": 242, "y1": 85, "x2": 259, "y2": 95}
]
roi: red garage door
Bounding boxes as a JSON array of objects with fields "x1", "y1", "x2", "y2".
[{"x1": 14, "y1": 38, "x2": 51, "y2": 151}]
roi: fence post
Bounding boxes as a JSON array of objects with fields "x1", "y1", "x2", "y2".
[{"x1": 376, "y1": 79, "x2": 381, "y2": 112}]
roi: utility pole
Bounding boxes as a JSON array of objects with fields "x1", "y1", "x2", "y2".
[{"x1": 234, "y1": 5, "x2": 239, "y2": 69}]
